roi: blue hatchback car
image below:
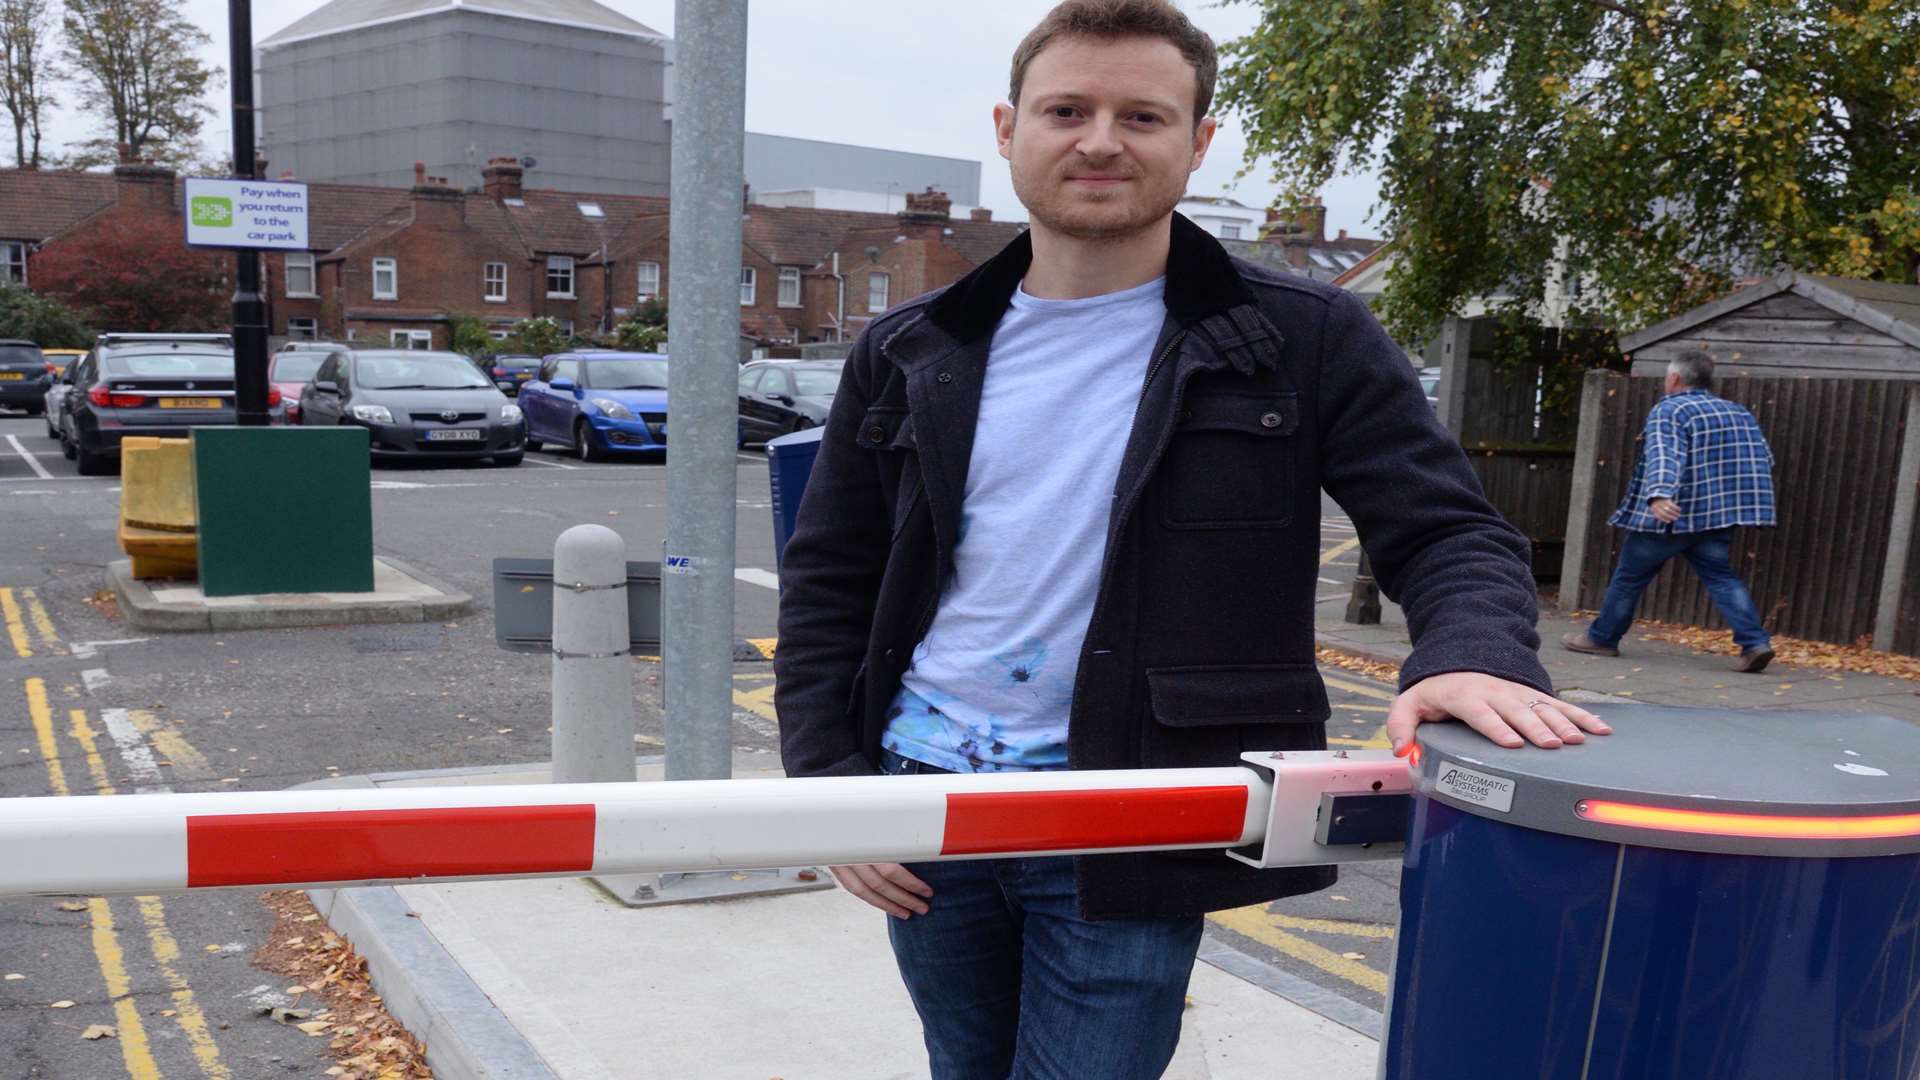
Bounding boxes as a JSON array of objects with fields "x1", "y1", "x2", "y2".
[{"x1": 519, "y1": 351, "x2": 668, "y2": 461}]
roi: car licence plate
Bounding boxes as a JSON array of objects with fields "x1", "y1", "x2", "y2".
[
  {"x1": 426, "y1": 428, "x2": 482, "y2": 441},
  {"x1": 159, "y1": 397, "x2": 222, "y2": 408},
  {"x1": 0, "y1": 372, "x2": 23, "y2": 380}
]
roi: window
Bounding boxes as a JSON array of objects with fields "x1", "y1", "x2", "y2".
[
  {"x1": 285, "y1": 252, "x2": 316, "y2": 297},
  {"x1": 488, "y1": 329, "x2": 510, "y2": 341},
  {"x1": 372, "y1": 258, "x2": 397, "y2": 300},
  {"x1": 637, "y1": 261, "x2": 660, "y2": 301},
  {"x1": 868, "y1": 272, "x2": 890, "y2": 312},
  {"x1": 390, "y1": 329, "x2": 433, "y2": 349},
  {"x1": 738, "y1": 367, "x2": 765, "y2": 394},
  {"x1": 545, "y1": 358, "x2": 580, "y2": 384},
  {"x1": 546, "y1": 256, "x2": 575, "y2": 298},
  {"x1": 1, "y1": 241, "x2": 24, "y2": 284},
  {"x1": 739, "y1": 266, "x2": 756, "y2": 306},
  {"x1": 1220, "y1": 224, "x2": 1242, "y2": 240},
  {"x1": 483, "y1": 262, "x2": 507, "y2": 303},
  {"x1": 777, "y1": 266, "x2": 802, "y2": 308},
  {"x1": 286, "y1": 317, "x2": 318, "y2": 340},
  {"x1": 577, "y1": 202, "x2": 604, "y2": 218}
]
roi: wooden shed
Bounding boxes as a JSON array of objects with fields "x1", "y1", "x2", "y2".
[{"x1": 1619, "y1": 270, "x2": 1920, "y2": 379}]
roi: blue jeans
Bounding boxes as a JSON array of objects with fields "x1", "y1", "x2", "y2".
[
  {"x1": 877, "y1": 749, "x2": 1203, "y2": 1079},
  {"x1": 1589, "y1": 528, "x2": 1770, "y2": 651}
]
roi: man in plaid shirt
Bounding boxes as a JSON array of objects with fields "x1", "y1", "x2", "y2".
[{"x1": 1563, "y1": 353, "x2": 1779, "y2": 672}]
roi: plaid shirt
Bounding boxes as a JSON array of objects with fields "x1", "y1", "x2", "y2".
[{"x1": 1610, "y1": 389, "x2": 1776, "y2": 534}]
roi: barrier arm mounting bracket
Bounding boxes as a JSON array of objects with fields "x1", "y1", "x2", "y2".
[{"x1": 1226, "y1": 750, "x2": 1412, "y2": 869}]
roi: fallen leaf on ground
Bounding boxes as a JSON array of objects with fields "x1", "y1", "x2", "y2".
[
  {"x1": 49, "y1": 1000, "x2": 74, "y2": 1009},
  {"x1": 297, "y1": 1020, "x2": 333, "y2": 1036},
  {"x1": 81, "y1": 1025, "x2": 116, "y2": 1040},
  {"x1": 160, "y1": 1010, "x2": 175, "y2": 1017},
  {"x1": 266, "y1": 1007, "x2": 312, "y2": 1025},
  {"x1": 4, "y1": 973, "x2": 24, "y2": 980},
  {"x1": 1329, "y1": 895, "x2": 1351, "y2": 902},
  {"x1": 57, "y1": 901, "x2": 87, "y2": 912},
  {"x1": 1341, "y1": 952, "x2": 1366, "y2": 961}
]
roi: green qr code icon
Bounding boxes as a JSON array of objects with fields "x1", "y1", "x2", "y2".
[{"x1": 191, "y1": 195, "x2": 233, "y2": 227}]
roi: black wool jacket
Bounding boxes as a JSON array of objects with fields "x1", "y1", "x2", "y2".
[{"x1": 773, "y1": 213, "x2": 1552, "y2": 919}]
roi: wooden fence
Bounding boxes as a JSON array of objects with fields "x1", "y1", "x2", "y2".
[{"x1": 1561, "y1": 372, "x2": 1920, "y2": 654}]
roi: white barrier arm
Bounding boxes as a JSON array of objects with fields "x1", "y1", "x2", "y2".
[{"x1": 0, "y1": 751, "x2": 1409, "y2": 898}]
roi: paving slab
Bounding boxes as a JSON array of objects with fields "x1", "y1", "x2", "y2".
[{"x1": 111, "y1": 555, "x2": 471, "y2": 632}]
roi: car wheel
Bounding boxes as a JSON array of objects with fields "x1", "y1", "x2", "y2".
[
  {"x1": 575, "y1": 420, "x2": 602, "y2": 463},
  {"x1": 23, "y1": 402, "x2": 42, "y2": 416},
  {"x1": 74, "y1": 433, "x2": 114, "y2": 476},
  {"x1": 524, "y1": 438, "x2": 544, "y2": 452},
  {"x1": 791, "y1": 416, "x2": 816, "y2": 433},
  {"x1": 60, "y1": 426, "x2": 76, "y2": 460},
  {"x1": 493, "y1": 452, "x2": 524, "y2": 467},
  {"x1": 46, "y1": 415, "x2": 59, "y2": 439}
]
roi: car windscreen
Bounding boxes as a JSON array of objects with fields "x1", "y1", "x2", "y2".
[
  {"x1": 354, "y1": 355, "x2": 492, "y2": 390},
  {"x1": 104, "y1": 352, "x2": 235, "y2": 377},
  {"x1": 586, "y1": 358, "x2": 669, "y2": 390},
  {"x1": 493, "y1": 356, "x2": 541, "y2": 371},
  {"x1": 792, "y1": 368, "x2": 843, "y2": 397},
  {"x1": 271, "y1": 353, "x2": 328, "y2": 382},
  {"x1": 0, "y1": 344, "x2": 43, "y2": 365}
]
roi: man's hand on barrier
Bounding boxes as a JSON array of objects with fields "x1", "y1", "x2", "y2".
[
  {"x1": 1387, "y1": 672, "x2": 1610, "y2": 756},
  {"x1": 829, "y1": 863, "x2": 934, "y2": 918}
]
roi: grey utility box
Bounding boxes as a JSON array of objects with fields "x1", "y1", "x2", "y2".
[{"x1": 492, "y1": 557, "x2": 662, "y2": 653}]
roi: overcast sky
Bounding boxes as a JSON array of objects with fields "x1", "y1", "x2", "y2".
[{"x1": 40, "y1": 0, "x2": 1384, "y2": 238}]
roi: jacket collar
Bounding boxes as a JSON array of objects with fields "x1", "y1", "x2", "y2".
[
  {"x1": 928, "y1": 211, "x2": 1259, "y2": 341},
  {"x1": 885, "y1": 212, "x2": 1282, "y2": 377}
]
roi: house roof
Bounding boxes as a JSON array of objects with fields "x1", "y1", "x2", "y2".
[
  {"x1": 503, "y1": 189, "x2": 667, "y2": 256},
  {"x1": 1331, "y1": 243, "x2": 1391, "y2": 289},
  {"x1": 0, "y1": 170, "x2": 115, "y2": 242},
  {"x1": 1618, "y1": 269, "x2": 1920, "y2": 353},
  {"x1": 261, "y1": 0, "x2": 662, "y2": 47}
]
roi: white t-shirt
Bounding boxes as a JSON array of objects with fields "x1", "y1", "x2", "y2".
[{"x1": 883, "y1": 275, "x2": 1168, "y2": 772}]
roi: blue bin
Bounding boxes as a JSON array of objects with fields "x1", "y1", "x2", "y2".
[
  {"x1": 766, "y1": 425, "x2": 825, "y2": 577},
  {"x1": 1385, "y1": 705, "x2": 1920, "y2": 1079}
]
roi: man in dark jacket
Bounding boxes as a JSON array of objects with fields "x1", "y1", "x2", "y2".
[{"x1": 773, "y1": 2, "x2": 1608, "y2": 1076}]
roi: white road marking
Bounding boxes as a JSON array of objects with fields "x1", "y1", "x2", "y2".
[
  {"x1": 80, "y1": 668, "x2": 112, "y2": 693},
  {"x1": 1319, "y1": 577, "x2": 1345, "y2": 586},
  {"x1": 6, "y1": 489, "x2": 57, "y2": 495},
  {"x1": 734, "y1": 568, "x2": 781, "y2": 591},
  {"x1": 70, "y1": 638, "x2": 151, "y2": 661},
  {"x1": 524, "y1": 455, "x2": 580, "y2": 470},
  {"x1": 1317, "y1": 593, "x2": 1349, "y2": 603},
  {"x1": 4, "y1": 434, "x2": 54, "y2": 480},
  {"x1": 100, "y1": 708, "x2": 167, "y2": 794},
  {"x1": 370, "y1": 480, "x2": 489, "y2": 491}
]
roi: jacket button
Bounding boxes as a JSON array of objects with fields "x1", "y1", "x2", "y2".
[
  {"x1": 866, "y1": 425, "x2": 886, "y2": 442},
  {"x1": 1260, "y1": 411, "x2": 1284, "y2": 429},
  {"x1": 936, "y1": 372, "x2": 954, "y2": 384},
  {"x1": 884, "y1": 648, "x2": 896, "y2": 660}
]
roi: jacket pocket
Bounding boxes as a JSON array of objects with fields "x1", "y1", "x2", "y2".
[
  {"x1": 1158, "y1": 391, "x2": 1298, "y2": 530},
  {"x1": 1147, "y1": 663, "x2": 1330, "y2": 727}
]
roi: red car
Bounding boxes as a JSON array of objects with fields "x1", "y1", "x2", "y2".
[{"x1": 269, "y1": 346, "x2": 344, "y2": 425}]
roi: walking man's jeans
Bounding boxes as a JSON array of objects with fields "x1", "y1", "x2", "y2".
[
  {"x1": 877, "y1": 749, "x2": 1203, "y2": 1080},
  {"x1": 1588, "y1": 527, "x2": 1770, "y2": 651}
]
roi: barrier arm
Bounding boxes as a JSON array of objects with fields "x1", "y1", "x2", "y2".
[{"x1": 0, "y1": 751, "x2": 1410, "y2": 899}]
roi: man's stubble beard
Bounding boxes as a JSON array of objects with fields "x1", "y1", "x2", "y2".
[{"x1": 1010, "y1": 152, "x2": 1189, "y2": 243}]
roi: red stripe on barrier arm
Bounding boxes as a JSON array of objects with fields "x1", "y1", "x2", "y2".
[
  {"x1": 939, "y1": 786, "x2": 1249, "y2": 856},
  {"x1": 186, "y1": 805, "x2": 597, "y2": 887}
]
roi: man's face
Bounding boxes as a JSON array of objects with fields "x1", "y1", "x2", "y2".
[{"x1": 994, "y1": 36, "x2": 1216, "y2": 241}]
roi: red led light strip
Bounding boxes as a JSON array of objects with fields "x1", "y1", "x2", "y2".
[{"x1": 1576, "y1": 799, "x2": 1920, "y2": 841}]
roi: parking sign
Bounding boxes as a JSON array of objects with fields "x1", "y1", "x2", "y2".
[{"x1": 183, "y1": 177, "x2": 310, "y2": 251}]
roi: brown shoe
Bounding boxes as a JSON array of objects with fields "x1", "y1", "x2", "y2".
[
  {"x1": 1561, "y1": 631, "x2": 1620, "y2": 658},
  {"x1": 1732, "y1": 646, "x2": 1775, "y2": 673}
]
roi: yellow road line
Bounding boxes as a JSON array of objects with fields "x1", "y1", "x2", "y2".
[
  {"x1": 72, "y1": 705, "x2": 232, "y2": 1078},
  {"x1": 21, "y1": 588, "x2": 65, "y2": 654},
  {"x1": 1322, "y1": 673, "x2": 1395, "y2": 701},
  {"x1": 1, "y1": 587, "x2": 32, "y2": 658},
  {"x1": 732, "y1": 684, "x2": 778, "y2": 723},
  {"x1": 1263, "y1": 912, "x2": 1396, "y2": 939},
  {"x1": 1319, "y1": 537, "x2": 1361, "y2": 565},
  {"x1": 1208, "y1": 905, "x2": 1390, "y2": 995},
  {"x1": 745, "y1": 637, "x2": 777, "y2": 659},
  {"x1": 88, "y1": 897, "x2": 165, "y2": 1080},
  {"x1": 22, "y1": 680, "x2": 165, "y2": 1079},
  {"x1": 26, "y1": 679, "x2": 69, "y2": 797},
  {"x1": 128, "y1": 709, "x2": 215, "y2": 779},
  {"x1": 135, "y1": 897, "x2": 232, "y2": 1080}
]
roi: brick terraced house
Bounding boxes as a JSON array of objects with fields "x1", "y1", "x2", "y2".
[{"x1": 0, "y1": 155, "x2": 1027, "y2": 350}]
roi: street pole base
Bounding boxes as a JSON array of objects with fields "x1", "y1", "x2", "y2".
[{"x1": 590, "y1": 867, "x2": 834, "y2": 909}]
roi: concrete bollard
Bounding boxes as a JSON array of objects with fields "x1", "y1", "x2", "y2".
[{"x1": 551, "y1": 524, "x2": 635, "y2": 784}]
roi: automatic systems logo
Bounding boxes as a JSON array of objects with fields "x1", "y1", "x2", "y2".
[{"x1": 190, "y1": 195, "x2": 233, "y2": 227}]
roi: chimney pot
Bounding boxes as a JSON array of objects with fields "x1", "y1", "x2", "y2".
[
  {"x1": 481, "y1": 155, "x2": 524, "y2": 201},
  {"x1": 1337, "y1": 228, "x2": 1348, "y2": 241},
  {"x1": 413, "y1": 161, "x2": 427, "y2": 184},
  {"x1": 969, "y1": 207, "x2": 993, "y2": 222}
]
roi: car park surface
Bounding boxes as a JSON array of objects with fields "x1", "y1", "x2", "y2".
[
  {"x1": 299, "y1": 348, "x2": 526, "y2": 466},
  {"x1": 519, "y1": 350, "x2": 668, "y2": 461}
]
